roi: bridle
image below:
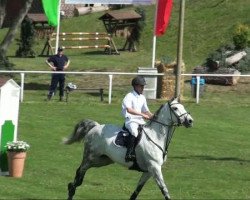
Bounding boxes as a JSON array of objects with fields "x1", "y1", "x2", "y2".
[
  {"x1": 150, "y1": 101, "x2": 189, "y2": 127},
  {"x1": 142, "y1": 100, "x2": 190, "y2": 159}
]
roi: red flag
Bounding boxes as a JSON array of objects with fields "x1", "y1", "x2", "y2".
[{"x1": 155, "y1": 0, "x2": 173, "y2": 36}]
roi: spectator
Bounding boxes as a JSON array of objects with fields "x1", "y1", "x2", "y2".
[{"x1": 46, "y1": 47, "x2": 70, "y2": 101}]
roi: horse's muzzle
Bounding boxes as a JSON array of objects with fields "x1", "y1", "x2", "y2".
[{"x1": 183, "y1": 115, "x2": 193, "y2": 128}]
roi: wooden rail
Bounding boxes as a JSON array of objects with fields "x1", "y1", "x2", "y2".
[{"x1": 40, "y1": 32, "x2": 119, "y2": 56}]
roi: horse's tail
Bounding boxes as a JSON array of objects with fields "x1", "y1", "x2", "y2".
[{"x1": 63, "y1": 119, "x2": 99, "y2": 145}]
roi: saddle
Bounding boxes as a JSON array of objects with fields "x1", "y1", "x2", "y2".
[
  {"x1": 114, "y1": 125, "x2": 146, "y2": 172},
  {"x1": 114, "y1": 126, "x2": 142, "y2": 148}
]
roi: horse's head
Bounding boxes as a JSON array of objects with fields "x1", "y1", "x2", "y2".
[{"x1": 168, "y1": 98, "x2": 194, "y2": 127}]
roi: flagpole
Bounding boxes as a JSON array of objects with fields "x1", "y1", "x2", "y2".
[
  {"x1": 151, "y1": 0, "x2": 159, "y2": 68},
  {"x1": 175, "y1": 0, "x2": 185, "y2": 99},
  {"x1": 55, "y1": 0, "x2": 61, "y2": 54}
]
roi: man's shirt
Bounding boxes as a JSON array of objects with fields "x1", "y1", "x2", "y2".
[
  {"x1": 122, "y1": 90, "x2": 149, "y2": 123},
  {"x1": 47, "y1": 54, "x2": 68, "y2": 71}
]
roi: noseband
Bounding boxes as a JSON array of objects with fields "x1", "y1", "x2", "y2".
[
  {"x1": 150, "y1": 101, "x2": 189, "y2": 127},
  {"x1": 168, "y1": 101, "x2": 190, "y2": 126}
]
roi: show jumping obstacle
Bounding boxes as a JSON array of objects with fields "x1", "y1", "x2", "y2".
[{"x1": 40, "y1": 32, "x2": 119, "y2": 56}]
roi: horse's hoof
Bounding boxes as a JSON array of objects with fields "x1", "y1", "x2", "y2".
[
  {"x1": 129, "y1": 192, "x2": 137, "y2": 200},
  {"x1": 68, "y1": 182, "x2": 75, "y2": 199}
]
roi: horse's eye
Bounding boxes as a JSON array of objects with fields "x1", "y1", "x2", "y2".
[{"x1": 172, "y1": 107, "x2": 178, "y2": 111}]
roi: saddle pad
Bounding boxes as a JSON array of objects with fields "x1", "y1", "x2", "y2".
[{"x1": 114, "y1": 130, "x2": 129, "y2": 147}]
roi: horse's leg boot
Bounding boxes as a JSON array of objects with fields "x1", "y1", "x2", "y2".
[{"x1": 125, "y1": 135, "x2": 136, "y2": 162}]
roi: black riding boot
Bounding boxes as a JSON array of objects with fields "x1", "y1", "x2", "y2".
[{"x1": 125, "y1": 135, "x2": 136, "y2": 162}]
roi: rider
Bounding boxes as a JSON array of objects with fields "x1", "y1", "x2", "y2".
[{"x1": 121, "y1": 76, "x2": 153, "y2": 162}]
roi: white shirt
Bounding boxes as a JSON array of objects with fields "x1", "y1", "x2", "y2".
[{"x1": 121, "y1": 90, "x2": 149, "y2": 124}]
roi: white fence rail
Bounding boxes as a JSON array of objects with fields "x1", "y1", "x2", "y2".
[{"x1": 0, "y1": 70, "x2": 250, "y2": 104}]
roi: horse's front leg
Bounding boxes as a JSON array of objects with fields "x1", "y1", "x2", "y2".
[
  {"x1": 68, "y1": 161, "x2": 90, "y2": 200},
  {"x1": 150, "y1": 165, "x2": 171, "y2": 200},
  {"x1": 130, "y1": 172, "x2": 151, "y2": 200}
]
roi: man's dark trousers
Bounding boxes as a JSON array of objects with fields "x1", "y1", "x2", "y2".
[{"x1": 48, "y1": 74, "x2": 65, "y2": 97}]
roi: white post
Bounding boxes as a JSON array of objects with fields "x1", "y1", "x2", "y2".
[
  {"x1": 55, "y1": 0, "x2": 62, "y2": 54},
  {"x1": 151, "y1": 0, "x2": 159, "y2": 68},
  {"x1": 196, "y1": 76, "x2": 200, "y2": 104},
  {"x1": 20, "y1": 73, "x2": 25, "y2": 102},
  {"x1": 108, "y1": 74, "x2": 113, "y2": 104},
  {"x1": 152, "y1": 36, "x2": 156, "y2": 68}
]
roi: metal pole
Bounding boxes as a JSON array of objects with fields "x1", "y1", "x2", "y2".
[
  {"x1": 20, "y1": 73, "x2": 25, "y2": 102},
  {"x1": 175, "y1": 0, "x2": 185, "y2": 98},
  {"x1": 108, "y1": 74, "x2": 113, "y2": 104}
]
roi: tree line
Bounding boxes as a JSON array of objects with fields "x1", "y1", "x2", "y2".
[{"x1": 0, "y1": 0, "x2": 33, "y2": 70}]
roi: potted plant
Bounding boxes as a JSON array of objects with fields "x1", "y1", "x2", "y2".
[{"x1": 5, "y1": 141, "x2": 30, "y2": 178}]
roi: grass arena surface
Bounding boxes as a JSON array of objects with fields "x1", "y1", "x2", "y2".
[{"x1": 0, "y1": 86, "x2": 249, "y2": 199}]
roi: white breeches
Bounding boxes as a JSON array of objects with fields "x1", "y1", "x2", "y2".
[{"x1": 125, "y1": 120, "x2": 145, "y2": 137}]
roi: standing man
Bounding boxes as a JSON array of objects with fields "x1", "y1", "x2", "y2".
[
  {"x1": 121, "y1": 76, "x2": 153, "y2": 162},
  {"x1": 46, "y1": 47, "x2": 70, "y2": 101}
]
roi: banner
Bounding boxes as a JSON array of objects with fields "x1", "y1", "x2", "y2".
[
  {"x1": 155, "y1": 0, "x2": 173, "y2": 36},
  {"x1": 65, "y1": 0, "x2": 153, "y2": 4},
  {"x1": 42, "y1": 0, "x2": 59, "y2": 26}
]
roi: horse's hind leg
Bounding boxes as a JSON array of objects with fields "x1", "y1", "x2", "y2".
[
  {"x1": 67, "y1": 153, "x2": 112, "y2": 200},
  {"x1": 67, "y1": 160, "x2": 90, "y2": 200},
  {"x1": 130, "y1": 172, "x2": 151, "y2": 200}
]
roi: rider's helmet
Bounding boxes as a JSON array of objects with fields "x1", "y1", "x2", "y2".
[{"x1": 131, "y1": 76, "x2": 147, "y2": 86}]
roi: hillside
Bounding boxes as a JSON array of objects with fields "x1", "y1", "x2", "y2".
[{"x1": 1, "y1": 0, "x2": 250, "y2": 72}]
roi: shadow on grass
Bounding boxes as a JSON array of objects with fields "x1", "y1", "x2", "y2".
[
  {"x1": 82, "y1": 50, "x2": 109, "y2": 55},
  {"x1": 24, "y1": 82, "x2": 48, "y2": 90},
  {"x1": 171, "y1": 155, "x2": 250, "y2": 163}
]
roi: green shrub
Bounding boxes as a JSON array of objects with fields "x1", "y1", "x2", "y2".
[
  {"x1": 204, "y1": 44, "x2": 235, "y2": 70},
  {"x1": 232, "y1": 23, "x2": 250, "y2": 50}
]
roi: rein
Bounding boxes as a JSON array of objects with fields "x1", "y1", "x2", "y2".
[
  {"x1": 150, "y1": 118, "x2": 176, "y2": 127},
  {"x1": 141, "y1": 125, "x2": 176, "y2": 159},
  {"x1": 142, "y1": 102, "x2": 180, "y2": 159}
]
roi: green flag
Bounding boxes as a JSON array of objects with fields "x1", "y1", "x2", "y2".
[{"x1": 42, "y1": 0, "x2": 59, "y2": 26}]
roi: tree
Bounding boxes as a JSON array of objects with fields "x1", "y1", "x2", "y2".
[
  {"x1": 0, "y1": 0, "x2": 33, "y2": 70},
  {"x1": 0, "y1": 0, "x2": 7, "y2": 28},
  {"x1": 16, "y1": 16, "x2": 36, "y2": 57}
]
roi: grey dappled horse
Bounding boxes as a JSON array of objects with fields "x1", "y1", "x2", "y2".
[{"x1": 64, "y1": 98, "x2": 193, "y2": 200}]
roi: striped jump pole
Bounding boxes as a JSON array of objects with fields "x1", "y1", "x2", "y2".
[{"x1": 52, "y1": 32, "x2": 110, "y2": 36}]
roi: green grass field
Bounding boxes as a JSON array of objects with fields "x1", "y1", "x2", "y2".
[
  {"x1": 0, "y1": 0, "x2": 250, "y2": 199},
  {"x1": 0, "y1": 80, "x2": 249, "y2": 199}
]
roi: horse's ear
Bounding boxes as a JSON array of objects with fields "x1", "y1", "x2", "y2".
[
  {"x1": 169, "y1": 97, "x2": 175, "y2": 102},
  {"x1": 174, "y1": 95, "x2": 181, "y2": 102},
  {"x1": 169, "y1": 97, "x2": 178, "y2": 102}
]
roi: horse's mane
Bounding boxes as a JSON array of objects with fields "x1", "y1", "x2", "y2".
[{"x1": 147, "y1": 104, "x2": 164, "y2": 126}]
